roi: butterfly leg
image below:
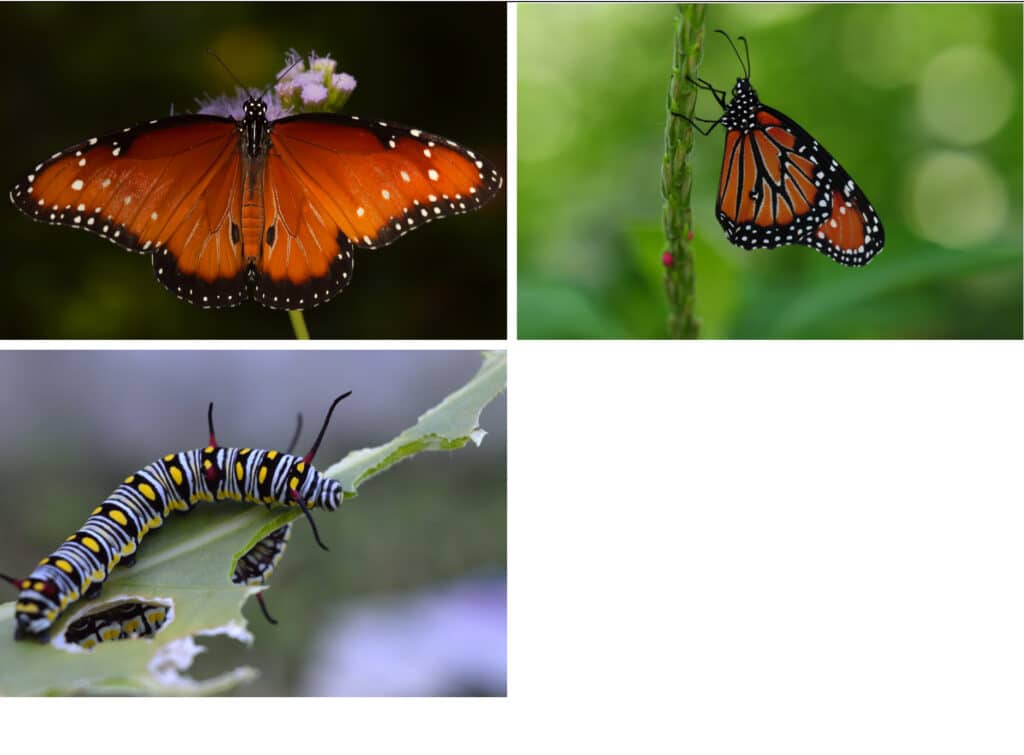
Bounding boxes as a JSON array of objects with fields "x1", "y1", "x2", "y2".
[
  {"x1": 671, "y1": 111, "x2": 722, "y2": 136},
  {"x1": 685, "y1": 75, "x2": 728, "y2": 108}
]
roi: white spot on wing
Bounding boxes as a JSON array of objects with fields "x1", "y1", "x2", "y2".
[{"x1": 71, "y1": 179, "x2": 84, "y2": 191}]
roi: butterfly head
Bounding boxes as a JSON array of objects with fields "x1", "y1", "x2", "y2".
[{"x1": 243, "y1": 98, "x2": 268, "y2": 120}]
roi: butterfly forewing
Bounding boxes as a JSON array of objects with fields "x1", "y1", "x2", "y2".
[
  {"x1": 269, "y1": 115, "x2": 503, "y2": 250},
  {"x1": 11, "y1": 117, "x2": 239, "y2": 255}
]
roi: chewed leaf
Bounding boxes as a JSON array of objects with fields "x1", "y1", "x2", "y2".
[
  {"x1": 0, "y1": 506, "x2": 268, "y2": 695},
  {"x1": 327, "y1": 350, "x2": 507, "y2": 490}
]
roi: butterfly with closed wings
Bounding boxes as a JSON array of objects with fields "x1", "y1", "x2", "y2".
[{"x1": 675, "y1": 30, "x2": 883, "y2": 266}]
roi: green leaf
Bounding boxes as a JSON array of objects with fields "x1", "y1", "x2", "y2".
[{"x1": 0, "y1": 351, "x2": 506, "y2": 696}]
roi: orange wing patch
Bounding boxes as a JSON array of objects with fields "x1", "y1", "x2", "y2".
[
  {"x1": 815, "y1": 191, "x2": 865, "y2": 251},
  {"x1": 269, "y1": 116, "x2": 503, "y2": 251}
]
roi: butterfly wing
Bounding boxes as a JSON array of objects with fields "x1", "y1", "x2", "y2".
[
  {"x1": 715, "y1": 106, "x2": 883, "y2": 266},
  {"x1": 255, "y1": 114, "x2": 503, "y2": 309},
  {"x1": 10, "y1": 116, "x2": 251, "y2": 307}
]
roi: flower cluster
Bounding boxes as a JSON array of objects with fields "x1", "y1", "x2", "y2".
[
  {"x1": 194, "y1": 50, "x2": 357, "y2": 119},
  {"x1": 275, "y1": 50, "x2": 357, "y2": 114}
]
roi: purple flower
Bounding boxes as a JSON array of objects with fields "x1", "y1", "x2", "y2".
[{"x1": 188, "y1": 51, "x2": 357, "y2": 120}]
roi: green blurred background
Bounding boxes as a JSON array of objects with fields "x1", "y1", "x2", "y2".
[
  {"x1": 2, "y1": 3, "x2": 506, "y2": 339},
  {"x1": 518, "y1": 3, "x2": 1022, "y2": 338},
  {"x1": 0, "y1": 351, "x2": 506, "y2": 695}
]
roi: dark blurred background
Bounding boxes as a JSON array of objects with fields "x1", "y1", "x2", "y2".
[
  {"x1": 518, "y1": 4, "x2": 1022, "y2": 338},
  {"x1": 1, "y1": 3, "x2": 506, "y2": 339},
  {"x1": 0, "y1": 351, "x2": 506, "y2": 695}
]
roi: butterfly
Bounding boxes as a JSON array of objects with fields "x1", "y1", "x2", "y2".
[
  {"x1": 675, "y1": 30, "x2": 884, "y2": 266},
  {"x1": 9, "y1": 77, "x2": 503, "y2": 310}
]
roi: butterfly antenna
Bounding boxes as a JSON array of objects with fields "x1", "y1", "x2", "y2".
[
  {"x1": 258, "y1": 53, "x2": 306, "y2": 101},
  {"x1": 205, "y1": 48, "x2": 255, "y2": 98},
  {"x1": 0, "y1": 573, "x2": 23, "y2": 590},
  {"x1": 714, "y1": 29, "x2": 749, "y2": 80},
  {"x1": 302, "y1": 391, "x2": 352, "y2": 465},
  {"x1": 739, "y1": 35, "x2": 751, "y2": 79}
]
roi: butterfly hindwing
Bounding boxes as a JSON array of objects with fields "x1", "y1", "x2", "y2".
[{"x1": 256, "y1": 146, "x2": 356, "y2": 310}]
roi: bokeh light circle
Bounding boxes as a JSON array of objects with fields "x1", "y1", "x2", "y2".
[
  {"x1": 916, "y1": 46, "x2": 1014, "y2": 145},
  {"x1": 907, "y1": 151, "x2": 1007, "y2": 249}
]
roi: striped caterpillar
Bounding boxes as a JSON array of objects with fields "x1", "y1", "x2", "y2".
[{"x1": 2, "y1": 393, "x2": 350, "y2": 642}]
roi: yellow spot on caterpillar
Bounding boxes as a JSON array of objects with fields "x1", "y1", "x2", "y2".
[
  {"x1": 290, "y1": 476, "x2": 299, "y2": 490},
  {"x1": 263, "y1": 495, "x2": 275, "y2": 505},
  {"x1": 235, "y1": 462, "x2": 244, "y2": 480},
  {"x1": 240, "y1": 448, "x2": 251, "y2": 455},
  {"x1": 164, "y1": 453, "x2": 176, "y2": 462},
  {"x1": 20, "y1": 579, "x2": 30, "y2": 590},
  {"x1": 108, "y1": 509, "x2": 128, "y2": 526},
  {"x1": 121, "y1": 542, "x2": 136, "y2": 556},
  {"x1": 267, "y1": 450, "x2": 278, "y2": 460},
  {"x1": 81, "y1": 637, "x2": 97, "y2": 649},
  {"x1": 91, "y1": 506, "x2": 103, "y2": 515},
  {"x1": 33, "y1": 581, "x2": 45, "y2": 592},
  {"x1": 205, "y1": 446, "x2": 215, "y2": 453},
  {"x1": 46, "y1": 609, "x2": 57, "y2": 621},
  {"x1": 296, "y1": 462, "x2": 306, "y2": 473},
  {"x1": 170, "y1": 466, "x2": 183, "y2": 485},
  {"x1": 16, "y1": 602, "x2": 39, "y2": 614},
  {"x1": 258, "y1": 466, "x2": 268, "y2": 484},
  {"x1": 203, "y1": 459, "x2": 213, "y2": 470},
  {"x1": 146, "y1": 608, "x2": 166, "y2": 624},
  {"x1": 138, "y1": 483, "x2": 156, "y2": 501},
  {"x1": 124, "y1": 474, "x2": 135, "y2": 484},
  {"x1": 110, "y1": 553, "x2": 121, "y2": 567},
  {"x1": 124, "y1": 618, "x2": 142, "y2": 634},
  {"x1": 101, "y1": 627, "x2": 119, "y2": 641},
  {"x1": 60, "y1": 594, "x2": 70, "y2": 609},
  {"x1": 55, "y1": 559, "x2": 73, "y2": 574},
  {"x1": 92, "y1": 569, "x2": 104, "y2": 582},
  {"x1": 81, "y1": 536, "x2": 101, "y2": 553},
  {"x1": 148, "y1": 516, "x2": 162, "y2": 528}
]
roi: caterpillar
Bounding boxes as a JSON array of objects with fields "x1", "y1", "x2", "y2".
[
  {"x1": 64, "y1": 599, "x2": 173, "y2": 650},
  {"x1": 2, "y1": 392, "x2": 350, "y2": 642}
]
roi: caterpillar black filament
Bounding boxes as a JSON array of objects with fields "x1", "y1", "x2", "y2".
[{"x1": 2, "y1": 393, "x2": 350, "y2": 642}]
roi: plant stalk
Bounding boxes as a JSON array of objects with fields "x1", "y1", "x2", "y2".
[{"x1": 662, "y1": 3, "x2": 705, "y2": 339}]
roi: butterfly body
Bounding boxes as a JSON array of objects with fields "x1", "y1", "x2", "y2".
[
  {"x1": 11, "y1": 93, "x2": 502, "y2": 310},
  {"x1": 678, "y1": 33, "x2": 884, "y2": 266}
]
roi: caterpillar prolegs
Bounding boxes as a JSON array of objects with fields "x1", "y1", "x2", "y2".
[{"x1": 2, "y1": 393, "x2": 350, "y2": 642}]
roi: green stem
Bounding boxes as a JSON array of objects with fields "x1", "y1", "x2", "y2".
[
  {"x1": 288, "y1": 310, "x2": 310, "y2": 340},
  {"x1": 662, "y1": 3, "x2": 705, "y2": 339}
]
